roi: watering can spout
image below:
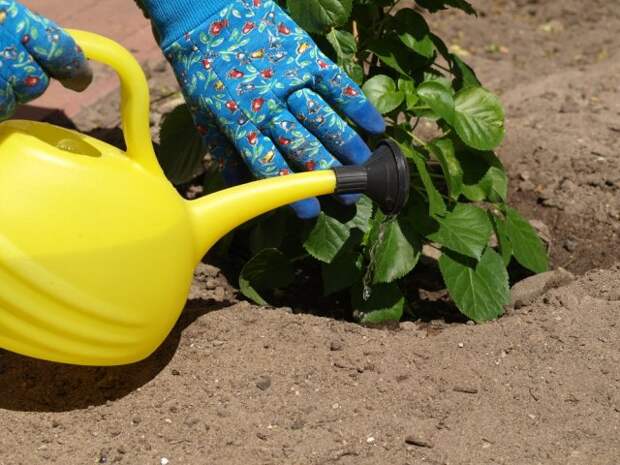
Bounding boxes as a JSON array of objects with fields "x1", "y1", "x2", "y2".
[{"x1": 188, "y1": 140, "x2": 410, "y2": 261}]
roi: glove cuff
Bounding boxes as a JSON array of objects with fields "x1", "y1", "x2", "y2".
[{"x1": 142, "y1": 0, "x2": 229, "y2": 48}]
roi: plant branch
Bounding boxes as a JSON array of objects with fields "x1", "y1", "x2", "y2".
[{"x1": 409, "y1": 131, "x2": 428, "y2": 148}]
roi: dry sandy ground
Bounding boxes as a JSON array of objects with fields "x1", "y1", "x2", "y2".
[
  {"x1": 1, "y1": 0, "x2": 619, "y2": 464},
  {"x1": 1, "y1": 264, "x2": 618, "y2": 465}
]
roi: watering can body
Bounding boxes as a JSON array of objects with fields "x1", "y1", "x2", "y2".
[
  {"x1": 0, "y1": 31, "x2": 409, "y2": 366},
  {"x1": 0, "y1": 120, "x2": 196, "y2": 365}
]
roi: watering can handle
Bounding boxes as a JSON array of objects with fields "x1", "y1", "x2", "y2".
[{"x1": 67, "y1": 29, "x2": 163, "y2": 176}]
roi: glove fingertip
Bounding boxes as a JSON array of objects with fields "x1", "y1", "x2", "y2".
[
  {"x1": 290, "y1": 198, "x2": 321, "y2": 219},
  {"x1": 336, "y1": 193, "x2": 362, "y2": 206},
  {"x1": 59, "y1": 62, "x2": 93, "y2": 92},
  {"x1": 350, "y1": 102, "x2": 385, "y2": 135},
  {"x1": 340, "y1": 134, "x2": 371, "y2": 166}
]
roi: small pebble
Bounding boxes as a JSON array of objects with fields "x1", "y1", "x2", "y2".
[
  {"x1": 290, "y1": 419, "x2": 305, "y2": 430},
  {"x1": 256, "y1": 375, "x2": 272, "y2": 391},
  {"x1": 330, "y1": 340, "x2": 344, "y2": 351},
  {"x1": 563, "y1": 238, "x2": 577, "y2": 252},
  {"x1": 453, "y1": 385, "x2": 479, "y2": 394},
  {"x1": 161, "y1": 458, "x2": 169, "y2": 465},
  {"x1": 405, "y1": 434, "x2": 433, "y2": 448}
]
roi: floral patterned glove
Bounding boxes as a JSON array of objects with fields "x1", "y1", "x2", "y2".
[
  {"x1": 144, "y1": 0, "x2": 385, "y2": 219},
  {"x1": 0, "y1": 1, "x2": 92, "y2": 121}
]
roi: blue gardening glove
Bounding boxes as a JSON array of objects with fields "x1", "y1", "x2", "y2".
[
  {"x1": 0, "y1": 0, "x2": 92, "y2": 121},
  {"x1": 144, "y1": 0, "x2": 385, "y2": 219}
]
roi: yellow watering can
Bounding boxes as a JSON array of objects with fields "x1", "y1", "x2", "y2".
[{"x1": 0, "y1": 31, "x2": 409, "y2": 366}]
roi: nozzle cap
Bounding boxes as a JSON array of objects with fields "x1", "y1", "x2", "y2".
[{"x1": 334, "y1": 140, "x2": 410, "y2": 216}]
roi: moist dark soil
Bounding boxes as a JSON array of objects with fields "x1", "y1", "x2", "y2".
[{"x1": 1, "y1": 1, "x2": 619, "y2": 464}]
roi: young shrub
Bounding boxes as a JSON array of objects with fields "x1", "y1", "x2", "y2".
[{"x1": 158, "y1": 0, "x2": 548, "y2": 322}]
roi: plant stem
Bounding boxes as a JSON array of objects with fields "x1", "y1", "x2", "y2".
[
  {"x1": 433, "y1": 62, "x2": 452, "y2": 74},
  {"x1": 410, "y1": 132, "x2": 428, "y2": 148}
]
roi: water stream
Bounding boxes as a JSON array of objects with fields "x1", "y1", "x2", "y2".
[{"x1": 362, "y1": 214, "x2": 397, "y2": 301}]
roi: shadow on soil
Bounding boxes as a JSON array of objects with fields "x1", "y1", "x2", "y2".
[{"x1": 0, "y1": 299, "x2": 231, "y2": 413}]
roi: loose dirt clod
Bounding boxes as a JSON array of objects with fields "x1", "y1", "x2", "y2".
[{"x1": 510, "y1": 267, "x2": 575, "y2": 308}]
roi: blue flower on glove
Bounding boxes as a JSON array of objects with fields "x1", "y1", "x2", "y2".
[
  {"x1": 147, "y1": 0, "x2": 385, "y2": 218},
  {"x1": 0, "y1": 1, "x2": 91, "y2": 121}
]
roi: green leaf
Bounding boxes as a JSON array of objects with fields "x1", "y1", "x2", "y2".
[
  {"x1": 457, "y1": 149, "x2": 508, "y2": 202},
  {"x1": 239, "y1": 249, "x2": 294, "y2": 305},
  {"x1": 326, "y1": 29, "x2": 362, "y2": 84},
  {"x1": 369, "y1": 216, "x2": 422, "y2": 284},
  {"x1": 427, "y1": 33, "x2": 479, "y2": 90},
  {"x1": 287, "y1": 0, "x2": 352, "y2": 33},
  {"x1": 423, "y1": 71, "x2": 454, "y2": 92},
  {"x1": 322, "y1": 232, "x2": 363, "y2": 295},
  {"x1": 439, "y1": 248, "x2": 509, "y2": 322},
  {"x1": 249, "y1": 211, "x2": 288, "y2": 255},
  {"x1": 326, "y1": 29, "x2": 357, "y2": 61},
  {"x1": 398, "y1": 78, "x2": 419, "y2": 110},
  {"x1": 157, "y1": 104, "x2": 206, "y2": 185},
  {"x1": 429, "y1": 138, "x2": 463, "y2": 200},
  {"x1": 417, "y1": 81, "x2": 455, "y2": 125},
  {"x1": 415, "y1": 0, "x2": 476, "y2": 15},
  {"x1": 454, "y1": 87, "x2": 505, "y2": 151},
  {"x1": 352, "y1": 282, "x2": 405, "y2": 324},
  {"x1": 504, "y1": 207, "x2": 549, "y2": 273},
  {"x1": 202, "y1": 165, "x2": 226, "y2": 195},
  {"x1": 490, "y1": 212, "x2": 513, "y2": 266},
  {"x1": 406, "y1": 194, "x2": 441, "y2": 238},
  {"x1": 362, "y1": 75, "x2": 404, "y2": 114},
  {"x1": 451, "y1": 54, "x2": 481, "y2": 89},
  {"x1": 366, "y1": 36, "x2": 412, "y2": 75},
  {"x1": 392, "y1": 9, "x2": 436, "y2": 58},
  {"x1": 345, "y1": 195, "x2": 373, "y2": 233},
  {"x1": 344, "y1": 62, "x2": 364, "y2": 84},
  {"x1": 427, "y1": 204, "x2": 493, "y2": 260},
  {"x1": 401, "y1": 144, "x2": 447, "y2": 216},
  {"x1": 303, "y1": 212, "x2": 351, "y2": 263}
]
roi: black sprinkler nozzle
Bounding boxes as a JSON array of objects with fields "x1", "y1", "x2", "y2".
[{"x1": 333, "y1": 140, "x2": 410, "y2": 216}]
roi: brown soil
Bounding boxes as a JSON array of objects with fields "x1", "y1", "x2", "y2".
[{"x1": 1, "y1": 1, "x2": 619, "y2": 464}]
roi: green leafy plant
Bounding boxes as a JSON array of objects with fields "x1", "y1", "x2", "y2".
[{"x1": 157, "y1": 0, "x2": 549, "y2": 323}]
